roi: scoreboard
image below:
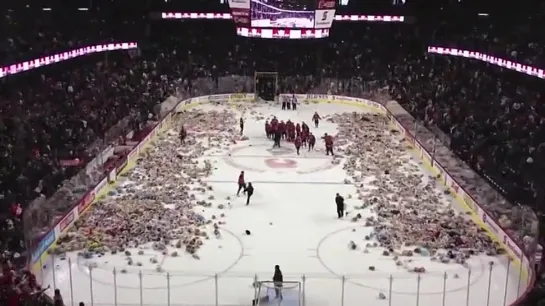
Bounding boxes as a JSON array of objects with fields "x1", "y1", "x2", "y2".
[{"x1": 228, "y1": 0, "x2": 337, "y2": 38}]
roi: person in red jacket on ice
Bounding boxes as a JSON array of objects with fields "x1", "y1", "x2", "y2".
[
  {"x1": 301, "y1": 129, "x2": 309, "y2": 147},
  {"x1": 237, "y1": 171, "x2": 246, "y2": 196},
  {"x1": 308, "y1": 133, "x2": 316, "y2": 151},
  {"x1": 279, "y1": 121, "x2": 286, "y2": 140},
  {"x1": 295, "y1": 123, "x2": 301, "y2": 137},
  {"x1": 301, "y1": 121, "x2": 309, "y2": 133},
  {"x1": 323, "y1": 133, "x2": 334, "y2": 156},
  {"x1": 286, "y1": 120, "x2": 295, "y2": 142},
  {"x1": 271, "y1": 116, "x2": 278, "y2": 127},
  {"x1": 294, "y1": 135, "x2": 302, "y2": 155},
  {"x1": 312, "y1": 112, "x2": 321, "y2": 128}
]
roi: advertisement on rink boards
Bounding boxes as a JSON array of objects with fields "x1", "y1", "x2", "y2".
[
  {"x1": 58, "y1": 211, "x2": 75, "y2": 232},
  {"x1": 29, "y1": 92, "x2": 534, "y2": 288},
  {"x1": 31, "y1": 230, "x2": 55, "y2": 263}
]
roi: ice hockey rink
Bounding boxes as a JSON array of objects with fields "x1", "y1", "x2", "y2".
[{"x1": 40, "y1": 101, "x2": 527, "y2": 306}]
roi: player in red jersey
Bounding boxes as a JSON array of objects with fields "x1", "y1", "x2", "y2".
[{"x1": 312, "y1": 112, "x2": 321, "y2": 128}]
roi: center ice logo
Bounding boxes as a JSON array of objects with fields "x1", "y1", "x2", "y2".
[{"x1": 265, "y1": 158, "x2": 297, "y2": 168}]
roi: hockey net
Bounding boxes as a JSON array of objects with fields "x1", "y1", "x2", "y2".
[{"x1": 254, "y1": 281, "x2": 302, "y2": 306}]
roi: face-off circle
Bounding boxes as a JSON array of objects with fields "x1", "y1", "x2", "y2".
[{"x1": 224, "y1": 144, "x2": 340, "y2": 173}]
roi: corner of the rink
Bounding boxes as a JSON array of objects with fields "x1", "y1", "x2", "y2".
[
  {"x1": 310, "y1": 95, "x2": 530, "y2": 286},
  {"x1": 29, "y1": 101, "x2": 200, "y2": 283},
  {"x1": 404, "y1": 139, "x2": 528, "y2": 282}
]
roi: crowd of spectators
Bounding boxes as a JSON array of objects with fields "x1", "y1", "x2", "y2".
[
  {"x1": 1, "y1": 3, "x2": 545, "y2": 306},
  {"x1": 429, "y1": 4, "x2": 545, "y2": 68},
  {"x1": 0, "y1": 8, "x2": 142, "y2": 66}
]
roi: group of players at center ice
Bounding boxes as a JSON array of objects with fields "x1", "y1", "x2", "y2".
[{"x1": 264, "y1": 112, "x2": 334, "y2": 156}]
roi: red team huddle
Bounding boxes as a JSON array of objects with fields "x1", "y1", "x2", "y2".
[
  {"x1": 179, "y1": 110, "x2": 335, "y2": 157},
  {"x1": 264, "y1": 112, "x2": 334, "y2": 156}
]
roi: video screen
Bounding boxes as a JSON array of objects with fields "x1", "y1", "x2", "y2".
[{"x1": 251, "y1": 0, "x2": 316, "y2": 28}]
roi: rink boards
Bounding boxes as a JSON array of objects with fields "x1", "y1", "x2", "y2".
[{"x1": 29, "y1": 92, "x2": 534, "y2": 304}]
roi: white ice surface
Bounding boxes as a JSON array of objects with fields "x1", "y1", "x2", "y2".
[{"x1": 40, "y1": 103, "x2": 526, "y2": 306}]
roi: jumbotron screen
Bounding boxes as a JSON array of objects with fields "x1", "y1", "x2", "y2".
[{"x1": 228, "y1": 0, "x2": 336, "y2": 30}]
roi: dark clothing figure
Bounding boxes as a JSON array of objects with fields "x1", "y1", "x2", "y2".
[
  {"x1": 335, "y1": 193, "x2": 345, "y2": 218},
  {"x1": 292, "y1": 101, "x2": 297, "y2": 110},
  {"x1": 286, "y1": 100, "x2": 291, "y2": 110},
  {"x1": 245, "y1": 183, "x2": 254, "y2": 205},
  {"x1": 54, "y1": 289, "x2": 64, "y2": 306},
  {"x1": 282, "y1": 101, "x2": 287, "y2": 110},
  {"x1": 237, "y1": 183, "x2": 246, "y2": 196},
  {"x1": 273, "y1": 265, "x2": 283, "y2": 299},
  {"x1": 179, "y1": 127, "x2": 187, "y2": 144},
  {"x1": 240, "y1": 118, "x2": 244, "y2": 136},
  {"x1": 273, "y1": 131, "x2": 282, "y2": 148}
]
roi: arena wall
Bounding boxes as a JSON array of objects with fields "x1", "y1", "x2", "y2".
[{"x1": 29, "y1": 92, "x2": 535, "y2": 305}]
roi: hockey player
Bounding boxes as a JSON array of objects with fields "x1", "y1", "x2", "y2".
[
  {"x1": 265, "y1": 120, "x2": 271, "y2": 139},
  {"x1": 295, "y1": 123, "x2": 301, "y2": 138},
  {"x1": 323, "y1": 133, "x2": 334, "y2": 156},
  {"x1": 236, "y1": 171, "x2": 246, "y2": 196},
  {"x1": 273, "y1": 127, "x2": 282, "y2": 148},
  {"x1": 286, "y1": 97, "x2": 291, "y2": 110},
  {"x1": 273, "y1": 265, "x2": 284, "y2": 299},
  {"x1": 279, "y1": 121, "x2": 286, "y2": 140},
  {"x1": 281, "y1": 98, "x2": 287, "y2": 110},
  {"x1": 308, "y1": 133, "x2": 316, "y2": 151},
  {"x1": 291, "y1": 95, "x2": 297, "y2": 110},
  {"x1": 301, "y1": 129, "x2": 308, "y2": 147},
  {"x1": 179, "y1": 126, "x2": 187, "y2": 145},
  {"x1": 294, "y1": 135, "x2": 302, "y2": 155},
  {"x1": 335, "y1": 193, "x2": 345, "y2": 218},
  {"x1": 239, "y1": 117, "x2": 244, "y2": 136},
  {"x1": 285, "y1": 120, "x2": 293, "y2": 141},
  {"x1": 244, "y1": 182, "x2": 254, "y2": 205},
  {"x1": 312, "y1": 112, "x2": 321, "y2": 128},
  {"x1": 301, "y1": 121, "x2": 309, "y2": 134}
]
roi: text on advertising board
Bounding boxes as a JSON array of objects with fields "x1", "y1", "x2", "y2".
[
  {"x1": 59, "y1": 211, "x2": 75, "y2": 232},
  {"x1": 317, "y1": 0, "x2": 335, "y2": 9},
  {"x1": 306, "y1": 94, "x2": 330, "y2": 100},
  {"x1": 482, "y1": 213, "x2": 502, "y2": 236},
  {"x1": 77, "y1": 190, "x2": 96, "y2": 214},
  {"x1": 449, "y1": 180, "x2": 459, "y2": 194},
  {"x1": 31, "y1": 230, "x2": 55, "y2": 263},
  {"x1": 463, "y1": 192, "x2": 478, "y2": 213},
  {"x1": 503, "y1": 235, "x2": 523, "y2": 259}
]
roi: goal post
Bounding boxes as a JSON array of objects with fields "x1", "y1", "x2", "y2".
[
  {"x1": 254, "y1": 71, "x2": 278, "y2": 102},
  {"x1": 254, "y1": 281, "x2": 302, "y2": 306}
]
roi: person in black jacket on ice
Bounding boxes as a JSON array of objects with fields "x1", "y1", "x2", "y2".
[
  {"x1": 272, "y1": 265, "x2": 283, "y2": 299},
  {"x1": 335, "y1": 193, "x2": 345, "y2": 218},
  {"x1": 244, "y1": 182, "x2": 254, "y2": 205}
]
